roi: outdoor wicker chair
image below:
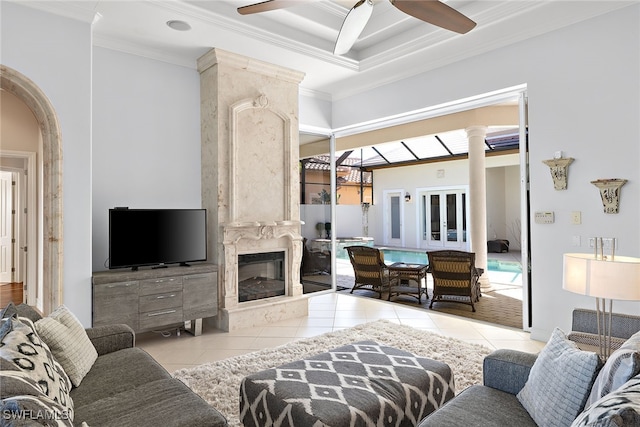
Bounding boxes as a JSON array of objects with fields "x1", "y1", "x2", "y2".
[
  {"x1": 427, "y1": 250, "x2": 483, "y2": 312},
  {"x1": 345, "y1": 246, "x2": 398, "y2": 298}
]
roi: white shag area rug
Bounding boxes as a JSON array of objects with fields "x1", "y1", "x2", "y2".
[{"x1": 173, "y1": 320, "x2": 492, "y2": 426}]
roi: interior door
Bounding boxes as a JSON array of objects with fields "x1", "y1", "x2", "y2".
[
  {"x1": 0, "y1": 171, "x2": 13, "y2": 283},
  {"x1": 421, "y1": 189, "x2": 467, "y2": 250}
]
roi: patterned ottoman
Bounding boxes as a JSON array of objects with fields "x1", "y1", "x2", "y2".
[{"x1": 239, "y1": 341, "x2": 455, "y2": 427}]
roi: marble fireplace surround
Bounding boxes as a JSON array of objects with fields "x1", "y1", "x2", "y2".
[
  {"x1": 219, "y1": 221, "x2": 306, "y2": 330},
  {"x1": 199, "y1": 48, "x2": 308, "y2": 332}
]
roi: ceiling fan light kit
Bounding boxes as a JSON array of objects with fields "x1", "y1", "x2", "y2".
[{"x1": 238, "y1": 0, "x2": 476, "y2": 55}]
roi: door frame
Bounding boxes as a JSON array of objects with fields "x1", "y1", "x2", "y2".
[
  {"x1": 417, "y1": 185, "x2": 469, "y2": 251},
  {"x1": 0, "y1": 152, "x2": 38, "y2": 306},
  {"x1": 1, "y1": 64, "x2": 62, "y2": 315}
]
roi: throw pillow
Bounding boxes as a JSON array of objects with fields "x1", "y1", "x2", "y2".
[
  {"x1": 571, "y1": 374, "x2": 640, "y2": 427},
  {"x1": 0, "y1": 315, "x2": 74, "y2": 421},
  {"x1": 587, "y1": 331, "x2": 640, "y2": 406},
  {"x1": 35, "y1": 305, "x2": 98, "y2": 387},
  {"x1": 517, "y1": 327, "x2": 602, "y2": 427}
]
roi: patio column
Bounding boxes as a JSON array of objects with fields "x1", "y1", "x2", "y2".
[{"x1": 466, "y1": 125, "x2": 490, "y2": 291}]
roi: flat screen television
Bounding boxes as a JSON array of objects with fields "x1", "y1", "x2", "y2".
[{"x1": 109, "y1": 208, "x2": 207, "y2": 270}]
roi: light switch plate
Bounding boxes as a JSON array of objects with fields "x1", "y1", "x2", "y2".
[{"x1": 571, "y1": 211, "x2": 582, "y2": 225}]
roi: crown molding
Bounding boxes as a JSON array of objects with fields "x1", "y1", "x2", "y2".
[
  {"x1": 299, "y1": 87, "x2": 332, "y2": 102},
  {"x1": 92, "y1": 34, "x2": 198, "y2": 69}
]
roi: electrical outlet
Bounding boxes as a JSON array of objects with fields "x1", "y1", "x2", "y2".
[
  {"x1": 602, "y1": 238, "x2": 617, "y2": 250},
  {"x1": 588, "y1": 237, "x2": 618, "y2": 250}
]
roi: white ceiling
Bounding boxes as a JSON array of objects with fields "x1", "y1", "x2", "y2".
[{"x1": 21, "y1": 0, "x2": 634, "y2": 101}]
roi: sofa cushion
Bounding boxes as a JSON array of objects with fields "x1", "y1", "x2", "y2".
[
  {"x1": 571, "y1": 374, "x2": 640, "y2": 427},
  {"x1": 0, "y1": 394, "x2": 73, "y2": 426},
  {"x1": 74, "y1": 378, "x2": 228, "y2": 427},
  {"x1": 70, "y1": 347, "x2": 171, "y2": 408},
  {"x1": 418, "y1": 384, "x2": 537, "y2": 427},
  {"x1": 517, "y1": 327, "x2": 602, "y2": 427},
  {"x1": 0, "y1": 315, "x2": 74, "y2": 421},
  {"x1": 587, "y1": 331, "x2": 640, "y2": 406},
  {"x1": 35, "y1": 305, "x2": 98, "y2": 387}
]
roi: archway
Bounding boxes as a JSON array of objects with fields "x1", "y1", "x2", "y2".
[{"x1": 1, "y1": 64, "x2": 63, "y2": 314}]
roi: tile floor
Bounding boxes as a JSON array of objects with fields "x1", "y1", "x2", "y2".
[{"x1": 137, "y1": 292, "x2": 546, "y2": 373}]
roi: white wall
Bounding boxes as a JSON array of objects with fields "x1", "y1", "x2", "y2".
[
  {"x1": 1, "y1": 2, "x2": 93, "y2": 325},
  {"x1": 91, "y1": 47, "x2": 202, "y2": 271},
  {"x1": 330, "y1": 5, "x2": 640, "y2": 340},
  {"x1": 299, "y1": 93, "x2": 332, "y2": 130}
]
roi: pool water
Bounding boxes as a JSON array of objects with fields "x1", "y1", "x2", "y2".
[{"x1": 378, "y1": 249, "x2": 522, "y2": 273}]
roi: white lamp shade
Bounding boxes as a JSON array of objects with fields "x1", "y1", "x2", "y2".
[{"x1": 563, "y1": 253, "x2": 640, "y2": 301}]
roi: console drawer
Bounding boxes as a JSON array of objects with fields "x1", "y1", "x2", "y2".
[
  {"x1": 139, "y1": 291, "x2": 183, "y2": 313},
  {"x1": 139, "y1": 276, "x2": 182, "y2": 296},
  {"x1": 139, "y1": 308, "x2": 183, "y2": 331}
]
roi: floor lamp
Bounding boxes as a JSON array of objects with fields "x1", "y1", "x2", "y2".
[{"x1": 562, "y1": 239, "x2": 640, "y2": 359}]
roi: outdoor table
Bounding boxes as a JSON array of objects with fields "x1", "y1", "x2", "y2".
[{"x1": 388, "y1": 262, "x2": 430, "y2": 303}]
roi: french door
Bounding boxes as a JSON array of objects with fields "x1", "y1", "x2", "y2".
[{"x1": 420, "y1": 188, "x2": 467, "y2": 250}]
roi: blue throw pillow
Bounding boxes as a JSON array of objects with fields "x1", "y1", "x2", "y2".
[{"x1": 517, "y1": 328, "x2": 602, "y2": 427}]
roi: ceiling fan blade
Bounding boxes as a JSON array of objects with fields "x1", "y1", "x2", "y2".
[
  {"x1": 391, "y1": 0, "x2": 476, "y2": 34},
  {"x1": 238, "y1": 0, "x2": 300, "y2": 15},
  {"x1": 334, "y1": 0, "x2": 374, "y2": 55}
]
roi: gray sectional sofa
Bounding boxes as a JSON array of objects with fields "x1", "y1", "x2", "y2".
[
  {"x1": 419, "y1": 309, "x2": 640, "y2": 427},
  {"x1": 13, "y1": 304, "x2": 228, "y2": 427}
]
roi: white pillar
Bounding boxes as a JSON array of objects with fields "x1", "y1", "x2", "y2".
[{"x1": 466, "y1": 125, "x2": 490, "y2": 290}]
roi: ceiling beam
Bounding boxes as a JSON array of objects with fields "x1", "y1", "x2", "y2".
[{"x1": 335, "y1": 105, "x2": 518, "y2": 152}]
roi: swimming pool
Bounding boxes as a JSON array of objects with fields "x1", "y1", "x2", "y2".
[{"x1": 344, "y1": 248, "x2": 522, "y2": 273}]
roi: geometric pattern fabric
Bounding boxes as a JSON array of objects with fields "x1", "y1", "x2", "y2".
[{"x1": 240, "y1": 341, "x2": 455, "y2": 426}]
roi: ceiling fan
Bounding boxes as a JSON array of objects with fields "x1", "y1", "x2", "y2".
[{"x1": 237, "y1": 0, "x2": 476, "y2": 55}]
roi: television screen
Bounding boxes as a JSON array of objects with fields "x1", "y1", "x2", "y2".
[{"x1": 109, "y1": 208, "x2": 207, "y2": 269}]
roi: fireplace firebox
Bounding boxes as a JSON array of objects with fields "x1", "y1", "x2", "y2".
[{"x1": 238, "y1": 251, "x2": 286, "y2": 302}]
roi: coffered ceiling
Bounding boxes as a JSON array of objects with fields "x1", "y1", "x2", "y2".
[{"x1": 20, "y1": 0, "x2": 633, "y2": 100}]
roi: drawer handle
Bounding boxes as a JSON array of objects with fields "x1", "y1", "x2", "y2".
[
  {"x1": 185, "y1": 274, "x2": 209, "y2": 280},
  {"x1": 107, "y1": 283, "x2": 133, "y2": 288},
  {"x1": 156, "y1": 294, "x2": 176, "y2": 299},
  {"x1": 154, "y1": 278, "x2": 177, "y2": 283},
  {"x1": 147, "y1": 310, "x2": 176, "y2": 317}
]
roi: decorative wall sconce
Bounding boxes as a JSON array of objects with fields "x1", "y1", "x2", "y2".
[
  {"x1": 542, "y1": 157, "x2": 574, "y2": 190},
  {"x1": 405, "y1": 192, "x2": 411, "y2": 202},
  {"x1": 591, "y1": 179, "x2": 628, "y2": 214}
]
